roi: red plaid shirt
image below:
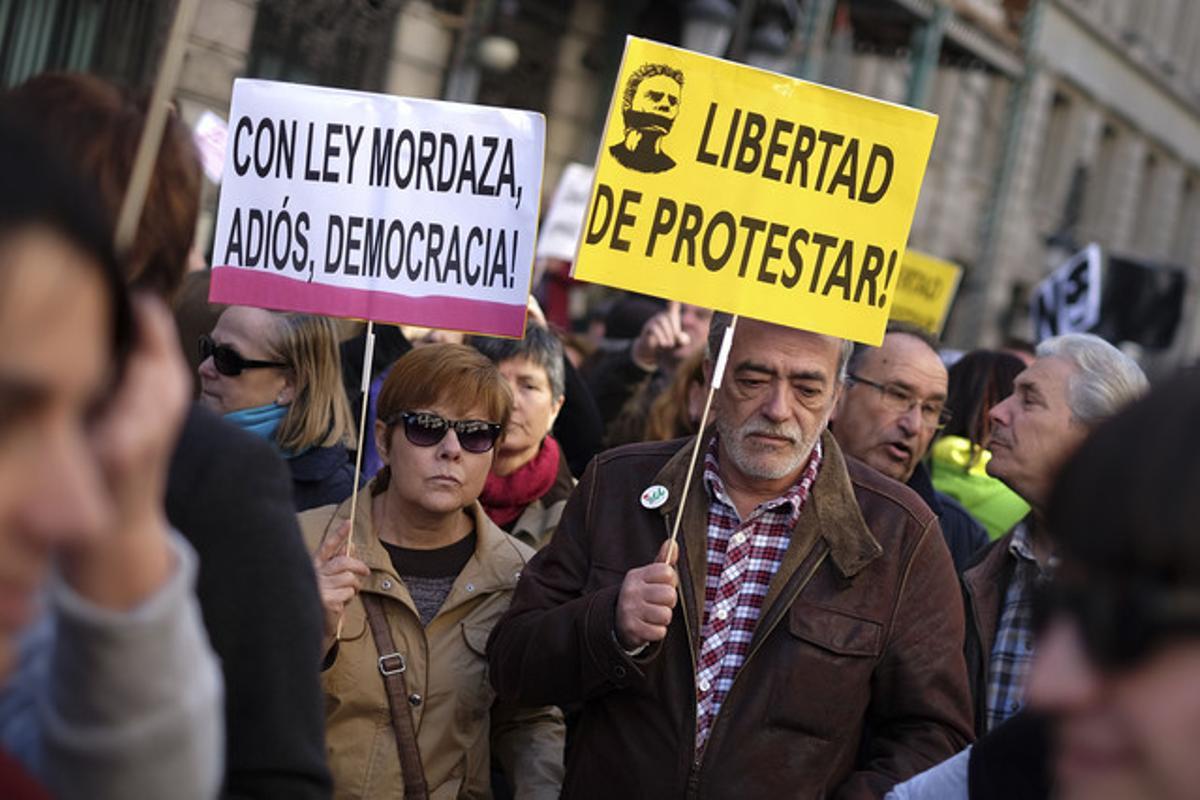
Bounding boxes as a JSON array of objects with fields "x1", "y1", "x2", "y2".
[{"x1": 694, "y1": 437, "x2": 822, "y2": 752}]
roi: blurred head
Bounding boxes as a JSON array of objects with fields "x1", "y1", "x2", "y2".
[
  {"x1": 3, "y1": 73, "x2": 202, "y2": 301},
  {"x1": 1028, "y1": 367, "x2": 1200, "y2": 800},
  {"x1": 645, "y1": 349, "x2": 707, "y2": 442},
  {"x1": 832, "y1": 324, "x2": 947, "y2": 483},
  {"x1": 198, "y1": 307, "x2": 353, "y2": 451},
  {"x1": 399, "y1": 325, "x2": 464, "y2": 347},
  {"x1": 987, "y1": 334, "x2": 1147, "y2": 510},
  {"x1": 941, "y1": 349, "x2": 1026, "y2": 455},
  {"x1": 0, "y1": 113, "x2": 132, "y2": 672},
  {"x1": 470, "y1": 326, "x2": 565, "y2": 473},
  {"x1": 373, "y1": 344, "x2": 512, "y2": 515},
  {"x1": 707, "y1": 314, "x2": 849, "y2": 484}
]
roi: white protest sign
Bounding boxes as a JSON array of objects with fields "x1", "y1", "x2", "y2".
[
  {"x1": 1031, "y1": 243, "x2": 1102, "y2": 342},
  {"x1": 193, "y1": 109, "x2": 229, "y2": 183},
  {"x1": 210, "y1": 79, "x2": 546, "y2": 337},
  {"x1": 536, "y1": 162, "x2": 594, "y2": 261}
]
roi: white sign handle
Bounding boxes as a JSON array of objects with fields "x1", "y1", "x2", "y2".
[
  {"x1": 665, "y1": 314, "x2": 738, "y2": 555},
  {"x1": 337, "y1": 321, "x2": 376, "y2": 641}
]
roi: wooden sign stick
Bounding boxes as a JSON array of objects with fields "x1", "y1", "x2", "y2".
[
  {"x1": 666, "y1": 314, "x2": 738, "y2": 554},
  {"x1": 337, "y1": 321, "x2": 376, "y2": 640}
]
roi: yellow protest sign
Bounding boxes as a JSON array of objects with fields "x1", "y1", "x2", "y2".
[
  {"x1": 571, "y1": 37, "x2": 937, "y2": 345},
  {"x1": 889, "y1": 249, "x2": 963, "y2": 336}
]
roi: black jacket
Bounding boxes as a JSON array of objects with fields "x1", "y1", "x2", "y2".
[
  {"x1": 908, "y1": 462, "x2": 990, "y2": 573},
  {"x1": 968, "y1": 712, "x2": 1051, "y2": 800},
  {"x1": 288, "y1": 444, "x2": 356, "y2": 512},
  {"x1": 166, "y1": 405, "x2": 331, "y2": 799}
]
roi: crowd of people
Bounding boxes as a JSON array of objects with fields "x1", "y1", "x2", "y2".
[{"x1": 1, "y1": 69, "x2": 1199, "y2": 800}]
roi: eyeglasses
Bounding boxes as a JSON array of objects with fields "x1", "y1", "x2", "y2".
[
  {"x1": 846, "y1": 374, "x2": 952, "y2": 430},
  {"x1": 392, "y1": 411, "x2": 502, "y2": 454},
  {"x1": 1034, "y1": 579, "x2": 1200, "y2": 670},
  {"x1": 198, "y1": 334, "x2": 288, "y2": 377}
]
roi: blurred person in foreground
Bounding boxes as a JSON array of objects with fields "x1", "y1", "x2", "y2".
[
  {"x1": 199, "y1": 307, "x2": 357, "y2": 511},
  {"x1": 0, "y1": 112, "x2": 220, "y2": 798},
  {"x1": 488, "y1": 312, "x2": 972, "y2": 798},
  {"x1": 1025, "y1": 366, "x2": 1200, "y2": 800},
  {"x1": 961, "y1": 334, "x2": 1146, "y2": 736},
  {"x1": 471, "y1": 325, "x2": 575, "y2": 550},
  {"x1": 2, "y1": 72, "x2": 332, "y2": 797},
  {"x1": 831, "y1": 323, "x2": 988, "y2": 572},
  {"x1": 889, "y1": 365, "x2": 1200, "y2": 800},
  {"x1": 929, "y1": 350, "x2": 1029, "y2": 539},
  {"x1": 302, "y1": 344, "x2": 564, "y2": 799}
]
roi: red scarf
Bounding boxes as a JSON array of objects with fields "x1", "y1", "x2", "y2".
[
  {"x1": 0, "y1": 750, "x2": 50, "y2": 800},
  {"x1": 481, "y1": 437, "x2": 561, "y2": 527}
]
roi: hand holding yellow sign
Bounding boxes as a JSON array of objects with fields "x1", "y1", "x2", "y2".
[{"x1": 573, "y1": 37, "x2": 938, "y2": 345}]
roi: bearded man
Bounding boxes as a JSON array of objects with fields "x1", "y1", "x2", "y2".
[{"x1": 488, "y1": 313, "x2": 973, "y2": 799}]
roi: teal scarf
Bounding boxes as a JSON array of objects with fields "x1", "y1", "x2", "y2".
[{"x1": 225, "y1": 403, "x2": 288, "y2": 448}]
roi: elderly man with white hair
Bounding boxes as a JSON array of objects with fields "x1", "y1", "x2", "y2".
[{"x1": 960, "y1": 333, "x2": 1148, "y2": 736}]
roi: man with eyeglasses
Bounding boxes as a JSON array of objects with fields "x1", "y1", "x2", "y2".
[{"x1": 831, "y1": 323, "x2": 988, "y2": 572}]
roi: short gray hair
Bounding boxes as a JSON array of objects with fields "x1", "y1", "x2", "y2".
[
  {"x1": 707, "y1": 311, "x2": 853, "y2": 381},
  {"x1": 469, "y1": 324, "x2": 566, "y2": 399},
  {"x1": 1036, "y1": 333, "x2": 1148, "y2": 426}
]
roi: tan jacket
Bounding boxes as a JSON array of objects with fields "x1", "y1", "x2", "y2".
[
  {"x1": 299, "y1": 487, "x2": 565, "y2": 799},
  {"x1": 505, "y1": 450, "x2": 576, "y2": 552}
]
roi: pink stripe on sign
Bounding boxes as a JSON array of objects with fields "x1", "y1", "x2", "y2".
[{"x1": 209, "y1": 268, "x2": 526, "y2": 337}]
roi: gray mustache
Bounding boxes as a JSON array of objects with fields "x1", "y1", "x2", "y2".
[{"x1": 741, "y1": 421, "x2": 800, "y2": 443}]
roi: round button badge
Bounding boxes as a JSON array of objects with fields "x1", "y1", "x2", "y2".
[{"x1": 640, "y1": 484, "x2": 669, "y2": 509}]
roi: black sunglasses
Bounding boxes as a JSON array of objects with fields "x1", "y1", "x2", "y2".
[
  {"x1": 393, "y1": 411, "x2": 502, "y2": 454},
  {"x1": 1033, "y1": 579, "x2": 1200, "y2": 670},
  {"x1": 198, "y1": 334, "x2": 288, "y2": 377}
]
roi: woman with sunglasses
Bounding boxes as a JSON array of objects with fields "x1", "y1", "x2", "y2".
[
  {"x1": 198, "y1": 306, "x2": 356, "y2": 511},
  {"x1": 299, "y1": 343, "x2": 564, "y2": 799}
]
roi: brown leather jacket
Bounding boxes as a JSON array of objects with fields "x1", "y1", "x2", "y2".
[
  {"x1": 961, "y1": 531, "x2": 1017, "y2": 736},
  {"x1": 488, "y1": 431, "x2": 973, "y2": 799}
]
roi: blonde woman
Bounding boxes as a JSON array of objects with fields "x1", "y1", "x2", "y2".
[{"x1": 198, "y1": 306, "x2": 357, "y2": 510}]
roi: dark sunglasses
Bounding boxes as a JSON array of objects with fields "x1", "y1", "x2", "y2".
[
  {"x1": 393, "y1": 411, "x2": 502, "y2": 454},
  {"x1": 198, "y1": 334, "x2": 288, "y2": 377},
  {"x1": 1033, "y1": 579, "x2": 1200, "y2": 670}
]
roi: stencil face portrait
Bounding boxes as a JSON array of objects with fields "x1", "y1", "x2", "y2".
[{"x1": 610, "y1": 64, "x2": 684, "y2": 174}]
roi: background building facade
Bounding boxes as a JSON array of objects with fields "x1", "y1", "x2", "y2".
[{"x1": 3, "y1": 0, "x2": 1199, "y2": 366}]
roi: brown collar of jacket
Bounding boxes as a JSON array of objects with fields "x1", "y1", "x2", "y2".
[{"x1": 650, "y1": 429, "x2": 885, "y2": 626}]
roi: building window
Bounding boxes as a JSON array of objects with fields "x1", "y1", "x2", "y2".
[
  {"x1": 0, "y1": 0, "x2": 165, "y2": 89},
  {"x1": 1131, "y1": 150, "x2": 1160, "y2": 255},
  {"x1": 247, "y1": 0, "x2": 402, "y2": 91},
  {"x1": 1081, "y1": 123, "x2": 1119, "y2": 240},
  {"x1": 1035, "y1": 92, "x2": 1072, "y2": 222},
  {"x1": 1174, "y1": 173, "x2": 1199, "y2": 266}
]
